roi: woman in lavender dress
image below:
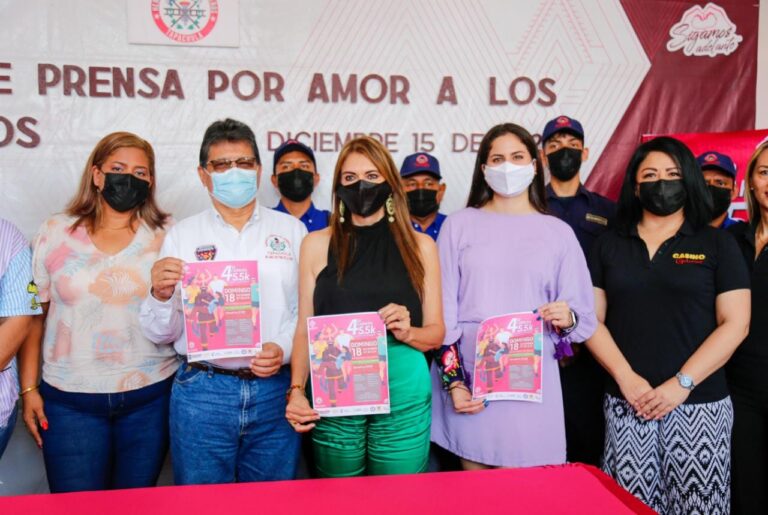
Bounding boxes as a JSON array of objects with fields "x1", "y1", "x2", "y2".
[{"x1": 431, "y1": 123, "x2": 597, "y2": 469}]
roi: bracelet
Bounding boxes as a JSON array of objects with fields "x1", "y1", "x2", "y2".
[
  {"x1": 285, "y1": 384, "x2": 305, "y2": 402},
  {"x1": 436, "y1": 342, "x2": 468, "y2": 390},
  {"x1": 448, "y1": 382, "x2": 470, "y2": 394},
  {"x1": 19, "y1": 384, "x2": 39, "y2": 397},
  {"x1": 560, "y1": 310, "x2": 579, "y2": 336}
]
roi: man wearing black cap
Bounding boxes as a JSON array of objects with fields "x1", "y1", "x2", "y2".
[
  {"x1": 399, "y1": 153, "x2": 447, "y2": 241},
  {"x1": 271, "y1": 139, "x2": 330, "y2": 232},
  {"x1": 540, "y1": 115, "x2": 615, "y2": 467},
  {"x1": 697, "y1": 151, "x2": 742, "y2": 229}
]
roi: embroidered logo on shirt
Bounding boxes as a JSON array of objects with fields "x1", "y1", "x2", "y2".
[
  {"x1": 195, "y1": 245, "x2": 217, "y2": 261},
  {"x1": 585, "y1": 213, "x2": 608, "y2": 226},
  {"x1": 672, "y1": 252, "x2": 706, "y2": 265},
  {"x1": 265, "y1": 235, "x2": 293, "y2": 261}
]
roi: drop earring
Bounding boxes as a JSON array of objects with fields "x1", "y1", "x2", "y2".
[
  {"x1": 385, "y1": 194, "x2": 395, "y2": 223},
  {"x1": 339, "y1": 200, "x2": 345, "y2": 223}
]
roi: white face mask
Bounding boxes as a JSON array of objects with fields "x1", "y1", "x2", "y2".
[{"x1": 483, "y1": 161, "x2": 536, "y2": 197}]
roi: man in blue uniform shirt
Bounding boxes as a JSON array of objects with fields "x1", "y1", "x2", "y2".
[
  {"x1": 541, "y1": 116, "x2": 616, "y2": 256},
  {"x1": 399, "y1": 152, "x2": 446, "y2": 241},
  {"x1": 540, "y1": 115, "x2": 615, "y2": 467},
  {"x1": 272, "y1": 139, "x2": 330, "y2": 232},
  {"x1": 697, "y1": 150, "x2": 742, "y2": 229}
]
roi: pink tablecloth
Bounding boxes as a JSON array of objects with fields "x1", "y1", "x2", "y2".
[{"x1": 0, "y1": 463, "x2": 655, "y2": 514}]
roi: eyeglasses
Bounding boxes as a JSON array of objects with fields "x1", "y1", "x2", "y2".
[{"x1": 206, "y1": 156, "x2": 259, "y2": 173}]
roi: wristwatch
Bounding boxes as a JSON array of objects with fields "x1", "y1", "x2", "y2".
[{"x1": 675, "y1": 372, "x2": 696, "y2": 391}]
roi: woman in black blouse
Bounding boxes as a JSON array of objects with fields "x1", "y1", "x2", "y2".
[
  {"x1": 285, "y1": 136, "x2": 444, "y2": 477},
  {"x1": 725, "y1": 140, "x2": 768, "y2": 515}
]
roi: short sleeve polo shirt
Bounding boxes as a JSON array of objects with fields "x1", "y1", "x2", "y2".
[
  {"x1": 589, "y1": 221, "x2": 750, "y2": 403},
  {"x1": 411, "y1": 212, "x2": 446, "y2": 241},
  {"x1": 273, "y1": 201, "x2": 330, "y2": 233}
]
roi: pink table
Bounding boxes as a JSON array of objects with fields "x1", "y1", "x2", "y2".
[{"x1": 0, "y1": 463, "x2": 655, "y2": 514}]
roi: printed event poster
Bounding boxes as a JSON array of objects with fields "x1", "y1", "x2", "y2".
[
  {"x1": 181, "y1": 260, "x2": 261, "y2": 362},
  {"x1": 472, "y1": 312, "x2": 543, "y2": 403},
  {"x1": 307, "y1": 312, "x2": 390, "y2": 417}
]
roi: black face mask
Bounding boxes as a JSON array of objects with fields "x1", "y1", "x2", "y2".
[
  {"x1": 406, "y1": 189, "x2": 439, "y2": 218},
  {"x1": 101, "y1": 173, "x2": 150, "y2": 213},
  {"x1": 547, "y1": 147, "x2": 582, "y2": 182},
  {"x1": 336, "y1": 180, "x2": 392, "y2": 217},
  {"x1": 708, "y1": 185, "x2": 732, "y2": 219},
  {"x1": 277, "y1": 169, "x2": 315, "y2": 202},
  {"x1": 638, "y1": 179, "x2": 687, "y2": 217}
]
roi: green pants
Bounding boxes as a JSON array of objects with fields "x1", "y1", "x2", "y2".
[{"x1": 312, "y1": 335, "x2": 431, "y2": 477}]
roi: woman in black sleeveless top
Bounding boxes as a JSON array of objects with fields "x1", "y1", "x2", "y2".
[{"x1": 286, "y1": 136, "x2": 444, "y2": 477}]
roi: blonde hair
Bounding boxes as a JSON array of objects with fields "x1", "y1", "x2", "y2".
[
  {"x1": 66, "y1": 132, "x2": 169, "y2": 232},
  {"x1": 329, "y1": 136, "x2": 425, "y2": 298},
  {"x1": 745, "y1": 140, "x2": 768, "y2": 229}
]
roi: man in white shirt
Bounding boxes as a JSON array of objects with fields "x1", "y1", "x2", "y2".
[{"x1": 139, "y1": 119, "x2": 307, "y2": 485}]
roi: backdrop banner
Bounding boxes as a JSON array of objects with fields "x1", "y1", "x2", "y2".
[
  {"x1": 0, "y1": 0, "x2": 760, "y2": 237},
  {"x1": 641, "y1": 129, "x2": 768, "y2": 221}
]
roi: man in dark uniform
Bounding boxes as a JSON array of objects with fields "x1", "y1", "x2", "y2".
[
  {"x1": 399, "y1": 153, "x2": 447, "y2": 241},
  {"x1": 696, "y1": 151, "x2": 742, "y2": 229},
  {"x1": 540, "y1": 115, "x2": 615, "y2": 466}
]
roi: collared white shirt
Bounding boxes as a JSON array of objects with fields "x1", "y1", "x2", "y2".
[{"x1": 139, "y1": 205, "x2": 307, "y2": 369}]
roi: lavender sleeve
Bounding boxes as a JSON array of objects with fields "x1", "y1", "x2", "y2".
[
  {"x1": 436, "y1": 215, "x2": 462, "y2": 346},
  {"x1": 555, "y1": 225, "x2": 598, "y2": 342}
]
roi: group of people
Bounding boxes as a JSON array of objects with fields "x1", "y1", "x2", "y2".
[{"x1": 0, "y1": 114, "x2": 766, "y2": 515}]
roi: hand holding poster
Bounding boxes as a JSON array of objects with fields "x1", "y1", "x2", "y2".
[
  {"x1": 472, "y1": 312, "x2": 543, "y2": 403},
  {"x1": 181, "y1": 260, "x2": 261, "y2": 362},
  {"x1": 307, "y1": 312, "x2": 390, "y2": 417}
]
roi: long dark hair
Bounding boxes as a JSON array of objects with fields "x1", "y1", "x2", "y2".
[
  {"x1": 616, "y1": 136, "x2": 712, "y2": 230},
  {"x1": 466, "y1": 123, "x2": 547, "y2": 213},
  {"x1": 329, "y1": 136, "x2": 425, "y2": 298}
]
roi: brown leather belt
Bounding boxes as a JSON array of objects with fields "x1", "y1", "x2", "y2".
[{"x1": 187, "y1": 361, "x2": 257, "y2": 380}]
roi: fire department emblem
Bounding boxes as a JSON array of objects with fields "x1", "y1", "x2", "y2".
[{"x1": 151, "y1": 0, "x2": 219, "y2": 43}]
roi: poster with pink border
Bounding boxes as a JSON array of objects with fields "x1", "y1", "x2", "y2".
[
  {"x1": 181, "y1": 260, "x2": 261, "y2": 362},
  {"x1": 307, "y1": 312, "x2": 390, "y2": 417},
  {"x1": 472, "y1": 312, "x2": 543, "y2": 402}
]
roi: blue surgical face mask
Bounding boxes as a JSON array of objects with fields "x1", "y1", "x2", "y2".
[{"x1": 207, "y1": 167, "x2": 258, "y2": 208}]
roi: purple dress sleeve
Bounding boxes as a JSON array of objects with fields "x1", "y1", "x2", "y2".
[
  {"x1": 436, "y1": 215, "x2": 462, "y2": 346},
  {"x1": 555, "y1": 225, "x2": 598, "y2": 344}
]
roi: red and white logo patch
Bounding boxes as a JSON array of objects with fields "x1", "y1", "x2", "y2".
[
  {"x1": 705, "y1": 153, "x2": 718, "y2": 162},
  {"x1": 151, "y1": 0, "x2": 219, "y2": 43},
  {"x1": 415, "y1": 154, "x2": 429, "y2": 167},
  {"x1": 556, "y1": 116, "x2": 570, "y2": 127}
]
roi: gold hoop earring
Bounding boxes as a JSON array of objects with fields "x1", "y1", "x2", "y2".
[
  {"x1": 385, "y1": 194, "x2": 395, "y2": 223},
  {"x1": 339, "y1": 200, "x2": 345, "y2": 223}
]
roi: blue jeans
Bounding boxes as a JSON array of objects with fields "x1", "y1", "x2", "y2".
[
  {"x1": 0, "y1": 403, "x2": 18, "y2": 459},
  {"x1": 169, "y1": 363, "x2": 299, "y2": 485},
  {"x1": 40, "y1": 378, "x2": 172, "y2": 493}
]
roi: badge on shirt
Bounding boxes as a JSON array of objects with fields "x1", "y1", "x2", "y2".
[
  {"x1": 27, "y1": 281, "x2": 41, "y2": 311},
  {"x1": 672, "y1": 252, "x2": 706, "y2": 265},
  {"x1": 585, "y1": 213, "x2": 608, "y2": 226},
  {"x1": 195, "y1": 244, "x2": 217, "y2": 261},
  {"x1": 265, "y1": 235, "x2": 293, "y2": 261}
]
